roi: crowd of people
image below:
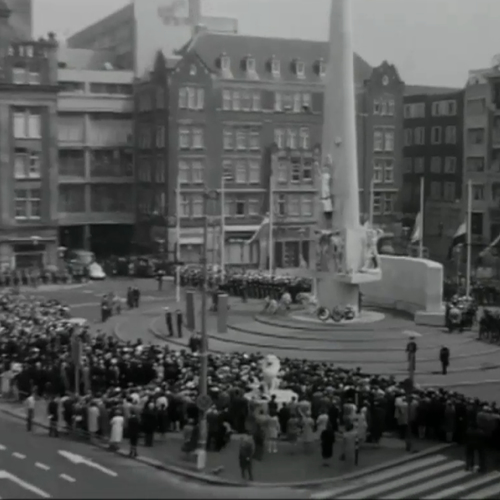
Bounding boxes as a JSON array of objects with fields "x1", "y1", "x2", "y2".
[
  {"x1": 0, "y1": 285, "x2": 498, "y2": 473},
  {"x1": 0, "y1": 267, "x2": 83, "y2": 288}
]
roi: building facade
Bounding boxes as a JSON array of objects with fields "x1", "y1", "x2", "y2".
[
  {"x1": 0, "y1": 4, "x2": 59, "y2": 269},
  {"x1": 57, "y1": 49, "x2": 135, "y2": 256},
  {"x1": 402, "y1": 86, "x2": 464, "y2": 261},
  {"x1": 134, "y1": 30, "x2": 405, "y2": 268}
]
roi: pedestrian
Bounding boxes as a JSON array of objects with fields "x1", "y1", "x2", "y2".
[
  {"x1": 440, "y1": 346, "x2": 450, "y2": 375},
  {"x1": 320, "y1": 422, "x2": 335, "y2": 467},
  {"x1": 239, "y1": 432, "x2": 255, "y2": 482},
  {"x1": 157, "y1": 270, "x2": 164, "y2": 291},
  {"x1": 465, "y1": 420, "x2": 486, "y2": 472},
  {"x1": 25, "y1": 390, "x2": 35, "y2": 432},
  {"x1": 165, "y1": 307, "x2": 174, "y2": 337},
  {"x1": 47, "y1": 396, "x2": 59, "y2": 437},
  {"x1": 110, "y1": 409, "x2": 124, "y2": 452},
  {"x1": 176, "y1": 309, "x2": 183, "y2": 338},
  {"x1": 128, "y1": 410, "x2": 140, "y2": 458},
  {"x1": 267, "y1": 411, "x2": 279, "y2": 454},
  {"x1": 87, "y1": 401, "x2": 100, "y2": 441}
]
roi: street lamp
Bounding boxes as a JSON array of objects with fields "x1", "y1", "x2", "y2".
[{"x1": 196, "y1": 188, "x2": 219, "y2": 471}]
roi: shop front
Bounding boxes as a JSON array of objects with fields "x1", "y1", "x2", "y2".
[{"x1": 273, "y1": 225, "x2": 313, "y2": 270}]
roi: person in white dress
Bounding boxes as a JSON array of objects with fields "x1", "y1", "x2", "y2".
[
  {"x1": 356, "y1": 407, "x2": 368, "y2": 447},
  {"x1": 267, "y1": 413, "x2": 280, "y2": 454},
  {"x1": 110, "y1": 410, "x2": 124, "y2": 451},
  {"x1": 316, "y1": 410, "x2": 329, "y2": 438},
  {"x1": 87, "y1": 402, "x2": 100, "y2": 440}
]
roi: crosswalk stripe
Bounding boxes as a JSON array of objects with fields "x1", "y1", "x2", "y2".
[
  {"x1": 422, "y1": 471, "x2": 500, "y2": 499},
  {"x1": 462, "y1": 481, "x2": 500, "y2": 499},
  {"x1": 311, "y1": 454, "x2": 447, "y2": 499},
  {"x1": 342, "y1": 460, "x2": 463, "y2": 500},
  {"x1": 382, "y1": 468, "x2": 471, "y2": 499}
]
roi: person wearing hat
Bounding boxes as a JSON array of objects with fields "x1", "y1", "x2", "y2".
[
  {"x1": 165, "y1": 307, "x2": 174, "y2": 338},
  {"x1": 439, "y1": 345, "x2": 450, "y2": 375}
]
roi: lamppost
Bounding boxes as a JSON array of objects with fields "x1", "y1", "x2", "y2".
[
  {"x1": 166, "y1": 215, "x2": 180, "y2": 303},
  {"x1": 196, "y1": 188, "x2": 219, "y2": 471}
]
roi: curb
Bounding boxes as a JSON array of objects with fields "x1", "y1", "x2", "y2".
[
  {"x1": 21, "y1": 283, "x2": 88, "y2": 292},
  {"x1": 0, "y1": 403, "x2": 454, "y2": 489}
]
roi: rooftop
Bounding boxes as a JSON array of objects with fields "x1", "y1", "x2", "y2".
[
  {"x1": 184, "y1": 31, "x2": 372, "y2": 84},
  {"x1": 58, "y1": 47, "x2": 118, "y2": 71},
  {"x1": 405, "y1": 84, "x2": 463, "y2": 96}
]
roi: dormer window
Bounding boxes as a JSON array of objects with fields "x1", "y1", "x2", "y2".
[
  {"x1": 246, "y1": 56, "x2": 256, "y2": 72},
  {"x1": 221, "y1": 54, "x2": 230, "y2": 71},
  {"x1": 296, "y1": 60, "x2": 305, "y2": 77},
  {"x1": 318, "y1": 59, "x2": 326, "y2": 76},
  {"x1": 271, "y1": 57, "x2": 280, "y2": 76}
]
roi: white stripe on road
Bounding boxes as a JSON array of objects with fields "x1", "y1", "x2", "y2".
[
  {"x1": 12, "y1": 452, "x2": 26, "y2": 459},
  {"x1": 422, "y1": 471, "x2": 500, "y2": 499},
  {"x1": 35, "y1": 463, "x2": 50, "y2": 471},
  {"x1": 59, "y1": 474, "x2": 76, "y2": 483},
  {"x1": 0, "y1": 444, "x2": 5, "y2": 451}
]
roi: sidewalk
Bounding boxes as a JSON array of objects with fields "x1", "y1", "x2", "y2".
[{"x1": 0, "y1": 397, "x2": 442, "y2": 485}]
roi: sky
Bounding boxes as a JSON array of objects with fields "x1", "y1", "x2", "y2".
[{"x1": 33, "y1": 0, "x2": 500, "y2": 87}]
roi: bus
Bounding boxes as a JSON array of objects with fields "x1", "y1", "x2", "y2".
[{"x1": 65, "y1": 249, "x2": 106, "y2": 280}]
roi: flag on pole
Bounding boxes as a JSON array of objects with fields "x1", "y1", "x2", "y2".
[
  {"x1": 410, "y1": 212, "x2": 422, "y2": 244},
  {"x1": 246, "y1": 215, "x2": 270, "y2": 245},
  {"x1": 447, "y1": 221, "x2": 466, "y2": 259}
]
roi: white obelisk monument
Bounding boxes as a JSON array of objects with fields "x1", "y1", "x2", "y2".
[{"x1": 314, "y1": 0, "x2": 381, "y2": 313}]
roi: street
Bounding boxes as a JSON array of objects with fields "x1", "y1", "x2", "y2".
[{"x1": 0, "y1": 413, "x2": 303, "y2": 499}]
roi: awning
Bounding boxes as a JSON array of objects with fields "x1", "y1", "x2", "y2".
[
  {"x1": 180, "y1": 237, "x2": 203, "y2": 245},
  {"x1": 226, "y1": 231, "x2": 254, "y2": 241}
]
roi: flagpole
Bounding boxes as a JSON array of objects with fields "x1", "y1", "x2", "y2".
[
  {"x1": 175, "y1": 174, "x2": 181, "y2": 304},
  {"x1": 268, "y1": 172, "x2": 274, "y2": 274},
  {"x1": 466, "y1": 179, "x2": 472, "y2": 297},
  {"x1": 220, "y1": 176, "x2": 226, "y2": 279},
  {"x1": 419, "y1": 176, "x2": 424, "y2": 258}
]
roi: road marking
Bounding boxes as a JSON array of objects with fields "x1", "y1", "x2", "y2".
[
  {"x1": 0, "y1": 471, "x2": 51, "y2": 498},
  {"x1": 0, "y1": 445, "x2": 5, "y2": 451},
  {"x1": 12, "y1": 452, "x2": 26, "y2": 459},
  {"x1": 59, "y1": 474, "x2": 76, "y2": 483},
  {"x1": 58, "y1": 450, "x2": 118, "y2": 477},
  {"x1": 35, "y1": 463, "x2": 50, "y2": 471}
]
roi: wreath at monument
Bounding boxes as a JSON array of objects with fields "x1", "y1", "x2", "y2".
[
  {"x1": 316, "y1": 305, "x2": 356, "y2": 322},
  {"x1": 317, "y1": 306, "x2": 331, "y2": 322}
]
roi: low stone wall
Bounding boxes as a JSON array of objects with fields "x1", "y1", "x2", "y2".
[{"x1": 360, "y1": 255, "x2": 444, "y2": 326}]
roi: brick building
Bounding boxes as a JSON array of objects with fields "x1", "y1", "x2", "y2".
[
  {"x1": 56, "y1": 47, "x2": 135, "y2": 256},
  {"x1": 402, "y1": 86, "x2": 464, "y2": 261},
  {"x1": 134, "y1": 30, "x2": 405, "y2": 267},
  {"x1": 0, "y1": 2, "x2": 59, "y2": 269}
]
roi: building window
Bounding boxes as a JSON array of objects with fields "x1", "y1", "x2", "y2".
[
  {"x1": 196, "y1": 88, "x2": 205, "y2": 110},
  {"x1": 302, "y1": 93, "x2": 311, "y2": 110},
  {"x1": 232, "y1": 91, "x2": 240, "y2": 111},
  {"x1": 384, "y1": 130, "x2": 394, "y2": 151},
  {"x1": 403, "y1": 157, "x2": 412, "y2": 173},
  {"x1": 384, "y1": 160, "x2": 394, "y2": 183},
  {"x1": 286, "y1": 128, "x2": 297, "y2": 149},
  {"x1": 59, "y1": 149, "x2": 85, "y2": 177},
  {"x1": 301, "y1": 195, "x2": 313, "y2": 216},
  {"x1": 15, "y1": 188, "x2": 41, "y2": 219},
  {"x1": 271, "y1": 58, "x2": 280, "y2": 76},
  {"x1": 248, "y1": 198, "x2": 260, "y2": 215},
  {"x1": 430, "y1": 181, "x2": 441, "y2": 200},
  {"x1": 274, "y1": 92, "x2": 282, "y2": 111},
  {"x1": 299, "y1": 127, "x2": 310, "y2": 149},
  {"x1": 246, "y1": 57, "x2": 255, "y2": 72},
  {"x1": 252, "y1": 91, "x2": 261, "y2": 111},
  {"x1": 178, "y1": 88, "x2": 187, "y2": 109},
  {"x1": 296, "y1": 61, "x2": 305, "y2": 77},
  {"x1": 276, "y1": 159, "x2": 287, "y2": 183},
  {"x1": 221, "y1": 55, "x2": 230, "y2": 71},
  {"x1": 492, "y1": 183, "x2": 500, "y2": 203},
  {"x1": 414, "y1": 127, "x2": 425, "y2": 145},
  {"x1": 373, "y1": 130, "x2": 383, "y2": 151},
  {"x1": 248, "y1": 159, "x2": 260, "y2": 183},
  {"x1": 14, "y1": 150, "x2": 40, "y2": 178},
  {"x1": 444, "y1": 182, "x2": 456, "y2": 202},
  {"x1": 383, "y1": 192, "x2": 394, "y2": 214},
  {"x1": 156, "y1": 125, "x2": 165, "y2": 148},
  {"x1": 404, "y1": 129, "x2": 413, "y2": 146},
  {"x1": 178, "y1": 160, "x2": 190, "y2": 183},
  {"x1": 222, "y1": 90, "x2": 231, "y2": 110},
  {"x1": 466, "y1": 157, "x2": 484, "y2": 172},
  {"x1": 187, "y1": 87, "x2": 196, "y2": 109},
  {"x1": 241, "y1": 91, "x2": 251, "y2": 111},
  {"x1": 431, "y1": 126, "x2": 442, "y2": 144},
  {"x1": 13, "y1": 109, "x2": 41, "y2": 139},
  {"x1": 472, "y1": 184, "x2": 485, "y2": 201},
  {"x1": 179, "y1": 195, "x2": 190, "y2": 217},
  {"x1": 192, "y1": 128, "x2": 204, "y2": 149},
  {"x1": 302, "y1": 158, "x2": 313, "y2": 182},
  {"x1": 191, "y1": 160, "x2": 204, "y2": 184},
  {"x1": 466, "y1": 98, "x2": 486, "y2": 115},
  {"x1": 373, "y1": 192, "x2": 381, "y2": 214},
  {"x1": 178, "y1": 127, "x2": 190, "y2": 149},
  {"x1": 223, "y1": 128, "x2": 233, "y2": 150},
  {"x1": 192, "y1": 195, "x2": 203, "y2": 217},
  {"x1": 445, "y1": 126, "x2": 457, "y2": 144},
  {"x1": 287, "y1": 195, "x2": 300, "y2": 216},
  {"x1": 468, "y1": 128, "x2": 485, "y2": 145},
  {"x1": 235, "y1": 197, "x2": 246, "y2": 216},
  {"x1": 432, "y1": 100, "x2": 457, "y2": 116},
  {"x1": 373, "y1": 160, "x2": 383, "y2": 183},
  {"x1": 236, "y1": 129, "x2": 246, "y2": 150},
  {"x1": 373, "y1": 100, "x2": 381, "y2": 115},
  {"x1": 403, "y1": 103, "x2": 425, "y2": 118},
  {"x1": 291, "y1": 158, "x2": 301, "y2": 183},
  {"x1": 155, "y1": 156, "x2": 165, "y2": 183},
  {"x1": 235, "y1": 160, "x2": 247, "y2": 183},
  {"x1": 444, "y1": 156, "x2": 457, "y2": 174},
  {"x1": 249, "y1": 128, "x2": 260, "y2": 150},
  {"x1": 387, "y1": 99, "x2": 395, "y2": 116},
  {"x1": 471, "y1": 212, "x2": 483, "y2": 236},
  {"x1": 430, "y1": 156, "x2": 442, "y2": 174},
  {"x1": 414, "y1": 157, "x2": 425, "y2": 173},
  {"x1": 276, "y1": 194, "x2": 286, "y2": 216},
  {"x1": 59, "y1": 185, "x2": 85, "y2": 213},
  {"x1": 293, "y1": 93, "x2": 302, "y2": 113},
  {"x1": 274, "y1": 128, "x2": 284, "y2": 149}
]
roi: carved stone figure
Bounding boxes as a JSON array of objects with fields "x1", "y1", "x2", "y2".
[
  {"x1": 361, "y1": 228, "x2": 381, "y2": 272},
  {"x1": 320, "y1": 155, "x2": 334, "y2": 215},
  {"x1": 260, "y1": 354, "x2": 281, "y2": 393}
]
